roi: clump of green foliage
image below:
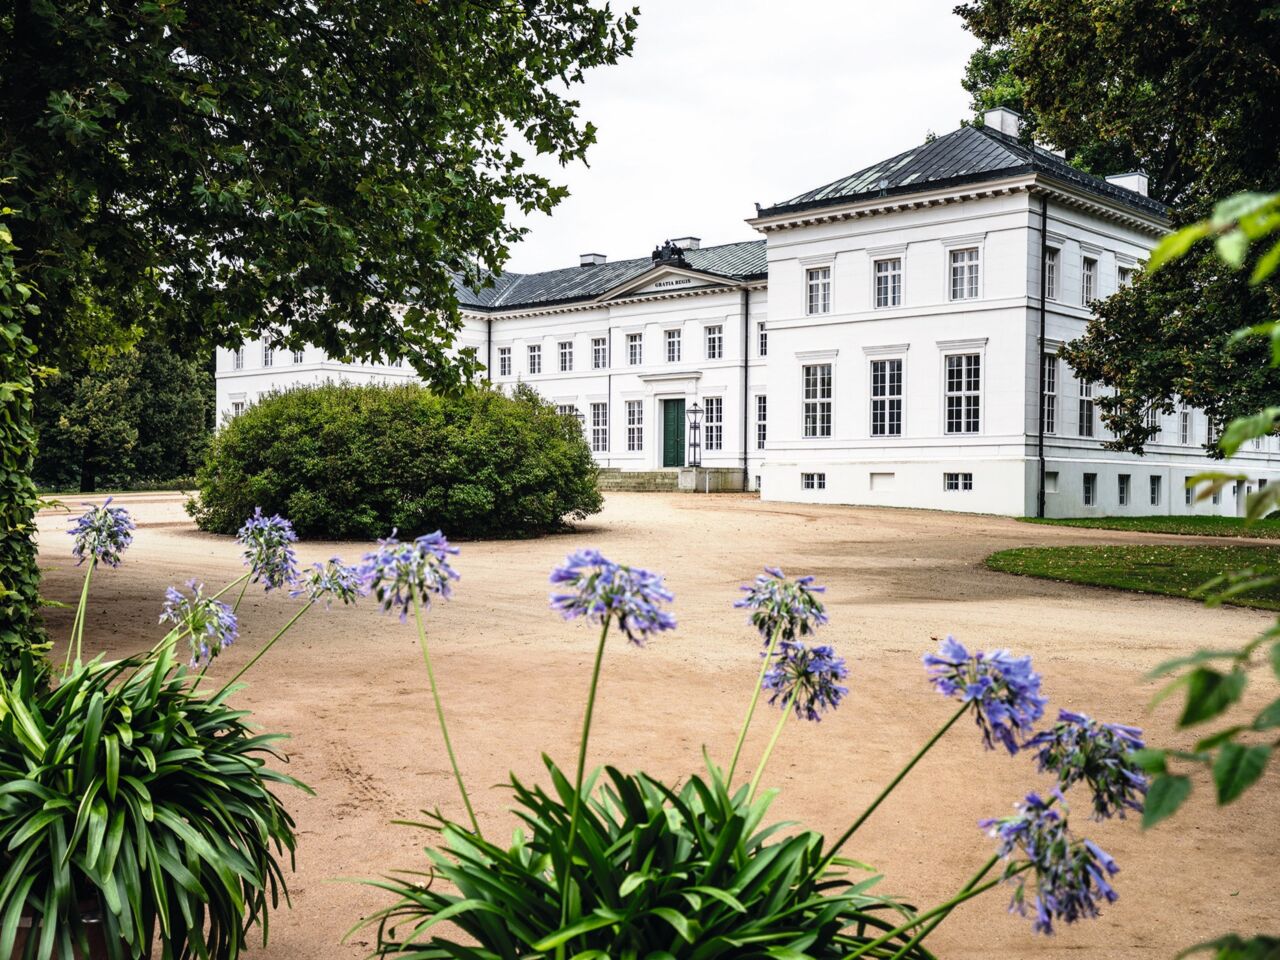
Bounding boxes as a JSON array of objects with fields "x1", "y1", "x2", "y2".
[{"x1": 190, "y1": 382, "x2": 602, "y2": 540}]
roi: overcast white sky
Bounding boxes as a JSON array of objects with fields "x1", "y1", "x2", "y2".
[{"x1": 504, "y1": 0, "x2": 980, "y2": 273}]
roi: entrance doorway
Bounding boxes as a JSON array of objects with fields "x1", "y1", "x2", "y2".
[{"x1": 661, "y1": 398, "x2": 686, "y2": 468}]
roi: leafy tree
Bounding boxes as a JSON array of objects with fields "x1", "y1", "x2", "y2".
[
  {"x1": 955, "y1": 0, "x2": 1280, "y2": 453},
  {"x1": 33, "y1": 343, "x2": 213, "y2": 492}
]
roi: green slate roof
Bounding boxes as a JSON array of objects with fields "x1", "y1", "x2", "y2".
[
  {"x1": 758, "y1": 124, "x2": 1170, "y2": 220},
  {"x1": 455, "y1": 239, "x2": 766, "y2": 312}
]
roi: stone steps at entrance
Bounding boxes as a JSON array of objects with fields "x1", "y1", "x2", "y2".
[{"x1": 596, "y1": 468, "x2": 680, "y2": 492}]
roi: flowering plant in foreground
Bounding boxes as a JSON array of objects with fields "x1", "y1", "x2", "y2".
[{"x1": 360, "y1": 558, "x2": 1148, "y2": 960}]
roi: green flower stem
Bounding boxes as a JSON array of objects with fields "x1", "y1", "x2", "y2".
[
  {"x1": 885, "y1": 854, "x2": 1000, "y2": 960},
  {"x1": 847, "y1": 864, "x2": 1026, "y2": 959},
  {"x1": 818, "y1": 701, "x2": 969, "y2": 875},
  {"x1": 746, "y1": 683, "x2": 800, "y2": 801},
  {"x1": 216, "y1": 602, "x2": 314, "y2": 694},
  {"x1": 727, "y1": 620, "x2": 787, "y2": 785},
  {"x1": 230, "y1": 575, "x2": 250, "y2": 614},
  {"x1": 411, "y1": 593, "x2": 480, "y2": 837},
  {"x1": 559, "y1": 618, "x2": 613, "y2": 938},
  {"x1": 63, "y1": 559, "x2": 95, "y2": 674}
]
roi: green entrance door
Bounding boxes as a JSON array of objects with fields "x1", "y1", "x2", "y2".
[{"x1": 662, "y1": 399, "x2": 686, "y2": 468}]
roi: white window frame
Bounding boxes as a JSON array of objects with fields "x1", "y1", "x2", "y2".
[
  {"x1": 1083, "y1": 472, "x2": 1097, "y2": 507},
  {"x1": 805, "y1": 266, "x2": 831, "y2": 315},
  {"x1": 559, "y1": 340, "x2": 574, "y2": 373},
  {"x1": 1150, "y1": 475, "x2": 1162, "y2": 506},
  {"x1": 757, "y1": 321, "x2": 768, "y2": 357},
  {"x1": 1044, "y1": 246, "x2": 1059, "y2": 301},
  {"x1": 704, "y1": 324, "x2": 723, "y2": 361},
  {"x1": 665, "y1": 328, "x2": 681, "y2": 363},
  {"x1": 233, "y1": 347, "x2": 245, "y2": 370},
  {"x1": 704, "y1": 396, "x2": 724, "y2": 451},
  {"x1": 261, "y1": 344, "x2": 273, "y2": 368},
  {"x1": 1180, "y1": 407, "x2": 1191, "y2": 445},
  {"x1": 626, "y1": 400, "x2": 643, "y2": 452},
  {"x1": 1118, "y1": 474, "x2": 1130, "y2": 506},
  {"x1": 755, "y1": 394, "x2": 767, "y2": 450},
  {"x1": 801, "y1": 472, "x2": 826, "y2": 491},
  {"x1": 943, "y1": 351, "x2": 982, "y2": 435},
  {"x1": 527, "y1": 343, "x2": 542, "y2": 375},
  {"x1": 801, "y1": 362, "x2": 834, "y2": 438},
  {"x1": 1041, "y1": 353, "x2": 1058, "y2": 435},
  {"x1": 943, "y1": 472, "x2": 974, "y2": 492},
  {"x1": 1146, "y1": 406, "x2": 1161, "y2": 441},
  {"x1": 590, "y1": 402, "x2": 608, "y2": 453},
  {"x1": 627, "y1": 332, "x2": 643, "y2": 366},
  {"x1": 231, "y1": 400, "x2": 246, "y2": 417},
  {"x1": 292, "y1": 348, "x2": 305, "y2": 364},
  {"x1": 948, "y1": 246, "x2": 981, "y2": 301},
  {"x1": 1117, "y1": 264, "x2": 1135, "y2": 289},
  {"x1": 1078, "y1": 381, "x2": 1095, "y2": 438},
  {"x1": 873, "y1": 257, "x2": 902, "y2": 308},
  {"x1": 498, "y1": 346, "x2": 512, "y2": 377},
  {"x1": 1081, "y1": 255, "x2": 1098, "y2": 304},
  {"x1": 870, "y1": 357, "x2": 904, "y2": 437},
  {"x1": 592, "y1": 337, "x2": 608, "y2": 370}
]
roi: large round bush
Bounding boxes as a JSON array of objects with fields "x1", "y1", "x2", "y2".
[{"x1": 190, "y1": 382, "x2": 602, "y2": 539}]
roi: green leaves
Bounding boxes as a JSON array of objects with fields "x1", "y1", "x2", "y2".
[
  {"x1": 1212, "y1": 744, "x2": 1271, "y2": 805},
  {"x1": 1143, "y1": 774, "x2": 1192, "y2": 829},
  {"x1": 1179, "y1": 668, "x2": 1247, "y2": 728}
]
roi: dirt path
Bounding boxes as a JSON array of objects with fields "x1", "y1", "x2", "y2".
[{"x1": 35, "y1": 493, "x2": 1280, "y2": 958}]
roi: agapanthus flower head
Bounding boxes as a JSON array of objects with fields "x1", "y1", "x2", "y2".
[
  {"x1": 291, "y1": 557, "x2": 369, "y2": 608},
  {"x1": 923, "y1": 635, "x2": 1047, "y2": 754},
  {"x1": 762, "y1": 640, "x2": 849, "y2": 721},
  {"x1": 734, "y1": 567, "x2": 828, "y2": 644},
  {"x1": 362, "y1": 530, "x2": 460, "y2": 621},
  {"x1": 1024, "y1": 709, "x2": 1147, "y2": 820},
  {"x1": 980, "y1": 791, "x2": 1120, "y2": 935},
  {"x1": 160, "y1": 580, "x2": 239, "y2": 667},
  {"x1": 549, "y1": 549, "x2": 675, "y2": 645},
  {"x1": 68, "y1": 497, "x2": 135, "y2": 567},
  {"x1": 236, "y1": 508, "x2": 300, "y2": 592}
]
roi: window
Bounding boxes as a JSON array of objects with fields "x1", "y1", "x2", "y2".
[
  {"x1": 757, "y1": 321, "x2": 768, "y2": 357},
  {"x1": 1146, "y1": 407, "x2": 1161, "y2": 440},
  {"x1": 1045, "y1": 247, "x2": 1058, "y2": 300},
  {"x1": 292, "y1": 349, "x2": 305, "y2": 364},
  {"x1": 874, "y1": 258, "x2": 902, "y2": 308},
  {"x1": 806, "y1": 267, "x2": 831, "y2": 315},
  {"x1": 556, "y1": 404, "x2": 578, "y2": 417},
  {"x1": 755, "y1": 394, "x2": 767, "y2": 450},
  {"x1": 261, "y1": 345, "x2": 273, "y2": 368},
  {"x1": 802, "y1": 363, "x2": 833, "y2": 438},
  {"x1": 527, "y1": 344, "x2": 542, "y2": 374},
  {"x1": 559, "y1": 340, "x2": 574, "y2": 372},
  {"x1": 231, "y1": 400, "x2": 245, "y2": 417},
  {"x1": 1117, "y1": 266, "x2": 1134, "y2": 288},
  {"x1": 626, "y1": 400, "x2": 643, "y2": 451},
  {"x1": 802, "y1": 472, "x2": 827, "y2": 490},
  {"x1": 1186, "y1": 483, "x2": 1193, "y2": 507},
  {"x1": 944, "y1": 353, "x2": 981, "y2": 434},
  {"x1": 590, "y1": 402, "x2": 608, "y2": 453},
  {"x1": 665, "y1": 328, "x2": 681, "y2": 363},
  {"x1": 704, "y1": 397, "x2": 723, "y2": 451},
  {"x1": 943, "y1": 472, "x2": 974, "y2": 492},
  {"x1": 1041, "y1": 354, "x2": 1057, "y2": 435},
  {"x1": 1207, "y1": 419, "x2": 1218, "y2": 447},
  {"x1": 949, "y1": 247, "x2": 980, "y2": 300},
  {"x1": 870, "y1": 358, "x2": 903, "y2": 437},
  {"x1": 1212, "y1": 488, "x2": 1221, "y2": 506},
  {"x1": 498, "y1": 347, "x2": 512, "y2": 377},
  {"x1": 390, "y1": 357, "x2": 404, "y2": 369},
  {"x1": 233, "y1": 347, "x2": 244, "y2": 370},
  {"x1": 592, "y1": 337, "x2": 607, "y2": 369},
  {"x1": 1083, "y1": 472, "x2": 1097, "y2": 506},
  {"x1": 705, "y1": 325, "x2": 723, "y2": 360},
  {"x1": 1118, "y1": 474, "x2": 1130, "y2": 506},
  {"x1": 627, "y1": 332, "x2": 643, "y2": 366},
  {"x1": 1150, "y1": 475, "x2": 1162, "y2": 506},
  {"x1": 1078, "y1": 381, "x2": 1095, "y2": 438},
  {"x1": 1081, "y1": 256, "x2": 1097, "y2": 304}
]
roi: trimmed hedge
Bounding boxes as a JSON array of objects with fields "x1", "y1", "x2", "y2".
[{"x1": 190, "y1": 382, "x2": 602, "y2": 539}]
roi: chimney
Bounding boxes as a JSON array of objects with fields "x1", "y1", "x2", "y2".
[
  {"x1": 1105, "y1": 171, "x2": 1149, "y2": 197},
  {"x1": 982, "y1": 106, "x2": 1021, "y2": 137},
  {"x1": 670, "y1": 236, "x2": 701, "y2": 250},
  {"x1": 579, "y1": 252, "x2": 606, "y2": 267}
]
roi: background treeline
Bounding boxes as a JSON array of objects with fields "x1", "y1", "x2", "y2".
[{"x1": 33, "y1": 343, "x2": 214, "y2": 493}]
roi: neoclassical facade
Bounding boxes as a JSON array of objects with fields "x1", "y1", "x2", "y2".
[{"x1": 215, "y1": 109, "x2": 1280, "y2": 517}]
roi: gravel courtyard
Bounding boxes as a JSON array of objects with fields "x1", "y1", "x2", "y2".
[{"x1": 35, "y1": 492, "x2": 1280, "y2": 959}]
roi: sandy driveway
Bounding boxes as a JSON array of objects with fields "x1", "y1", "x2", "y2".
[{"x1": 34, "y1": 492, "x2": 1280, "y2": 959}]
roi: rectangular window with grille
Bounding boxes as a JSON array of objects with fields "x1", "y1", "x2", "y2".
[
  {"x1": 292, "y1": 349, "x2": 305, "y2": 364},
  {"x1": 627, "y1": 332, "x2": 642, "y2": 366},
  {"x1": 874, "y1": 258, "x2": 902, "y2": 307},
  {"x1": 626, "y1": 400, "x2": 643, "y2": 451},
  {"x1": 1146, "y1": 407, "x2": 1161, "y2": 440},
  {"x1": 1180, "y1": 408, "x2": 1191, "y2": 445},
  {"x1": 1150, "y1": 475, "x2": 1162, "y2": 506},
  {"x1": 231, "y1": 400, "x2": 245, "y2": 417},
  {"x1": 806, "y1": 267, "x2": 831, "y2": 315},
  {"x1": 944, "y1": 353, "x2": 981, "y2": 434},
  {"x1": 233, "y1": 347, "x2": 244, "y2": 370},
  {"x1": 1117, "y1": 266, "x2": 1134, "y2": 288},
  {"x1": 590, "y1": 402, "x2": 608, "y2": 453},
  {"x1": 262, "y1": 345, "x2": 273, "y2": 368},
  {"x1": 704, "y1": 397, "x2": 723, "y2": 451},
  {"x1": 1045, "y1": 247, "x2": 1058, "y2": 300},
  {"x1": 527, "y1": 344, "x2": 542, "y2": 374},
  {"x1": 1078, "y1": 382, "x2": 1095, "y2": 437},
  {"x1": 802, "y1": 363, "x2": 833, "y2": 438},
  {"x1": 559, "y1": 340, "x2": 573, "y2": 372},
  {"x1": 802, "y1": 472, "x2": 826, "y2": 490},
  {"x1": 665, "y1": 329, "x2": 681, "y2": 362},
  {"x1": 1118, "y1": 474, "x2": 1130, "y2": 506},
  {"x1": 949, "y1": 247, "x2": 980, "y2": 300},
  {"x1": 944, "y1": 472, "x2": 973, "y2": 491},
  {"x1": 758, "y1": 321, "x2": 768, "y2": 357},
  {"x1": 1041, "y1": 354, "x2": 1057, "y2": 434},
  {"x1": 1082, "y1": 256, "x2": 1097, "y2": 304},
  {"x1": 705, "y1": 325, "x2": 723, "y2": 360},
  {"x1": 756, "y1": 394, "x2": 767, "y2": 450},
  {"x1": 870, "y1": 358, "x2": 903, "y2": 437},
  {"x1": 592, "y1": 337, "x2": 607, "y2": 369},
  {"x1": 1083, "y1": 472, "x2": 1097, "y2": 506},
  {"x1": 498, "y1": 347, "x2": 511, "y2": 377}
]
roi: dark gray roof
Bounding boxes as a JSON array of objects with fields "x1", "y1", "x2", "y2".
[
  {"x1": 759, "y1": 124, "x2": 1170, "y2": 220},
  {"x1": 455, "y1": 239, "x2": 766, "y2": 311}
]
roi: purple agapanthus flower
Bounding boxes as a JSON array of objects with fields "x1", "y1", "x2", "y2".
[
  {"x1": 1024, "y1": 710, "x2": 1147, "y2": 820},
  {"x1": 734, "y1": 567, "x2": 828, "y2": 645},
  {"x1": 236, "y1": 508, "x2": 300, "y2": 592},
  {"x1": 981, "y1": 791, "x2": 1120, "y2": 935},
  {"x1": 924, "y1": 635, "x2": 1047, "y2": 754},
  {"x1": 291, "y1": 557, "x2": 369, "y2": 609},
  {"x1": 762, "y1": 640, "x2": 849, "y2": 721},
  {"x1": 549, "y1": 549, "x2": 675, "y2": 645},
  {"x1": 362, "y1": 530, "x2": 460, "y2": 621},
  {"x1": 68, "y1": 497, "x2": 135, "y2": 567},
  {"x1": 160, "y1": 580, "x2": 239, "y2": 667}
]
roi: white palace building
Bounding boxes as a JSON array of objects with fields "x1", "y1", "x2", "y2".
[{"x1": 216, "y1": 109, "x2": 1280, "y2": 517}]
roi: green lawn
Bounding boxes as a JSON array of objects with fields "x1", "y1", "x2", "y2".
[
  {"x1": 986, "y1": 544, "x2": 1280, "y2": 611},
  {"x1": 1019, "y1": 515, "x2": 1280, "y2": 539}
]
